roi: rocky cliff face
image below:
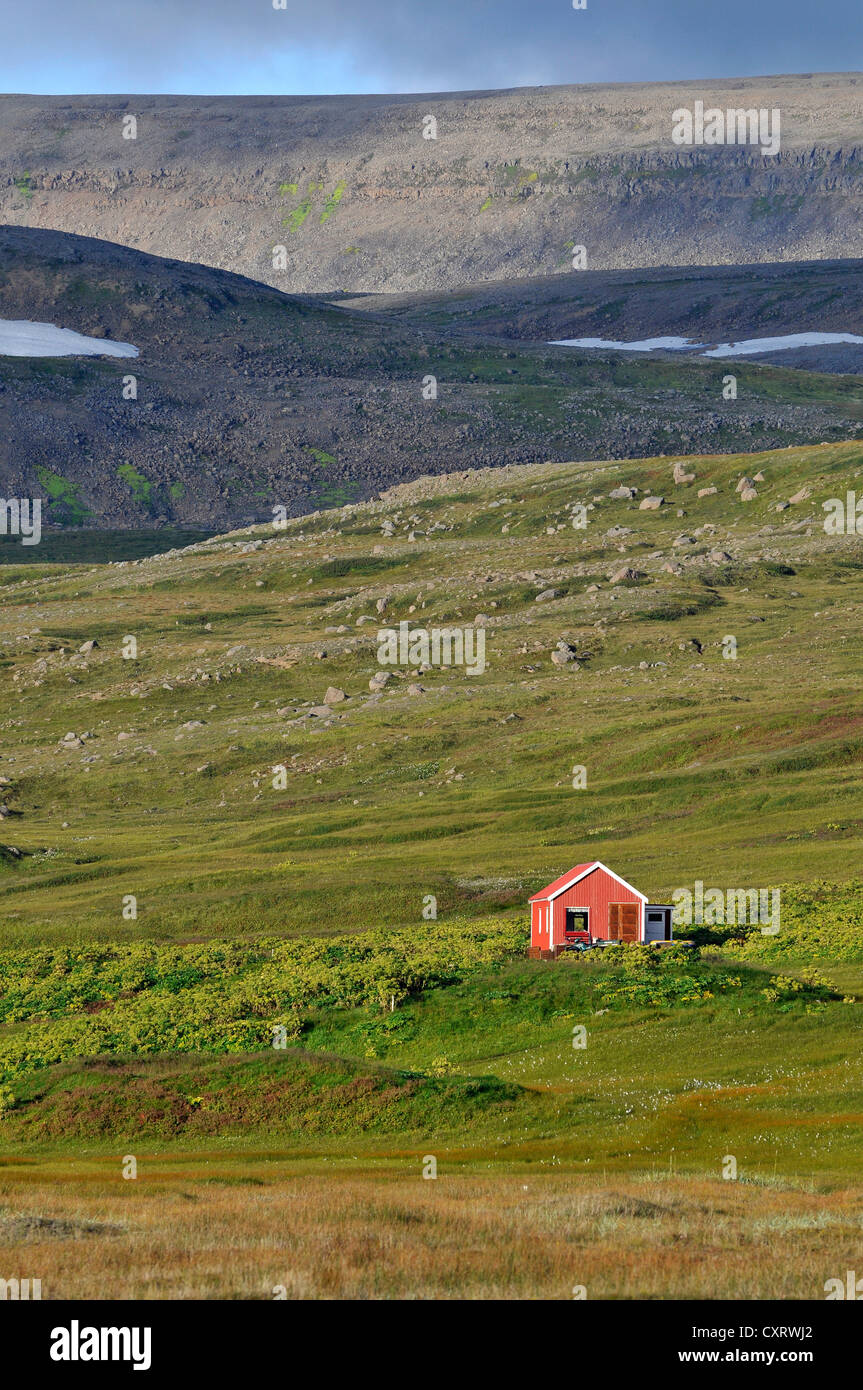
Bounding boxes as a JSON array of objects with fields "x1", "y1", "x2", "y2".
[{"x1": 2, "y1": 74, "x2": 863, "y2": 294}]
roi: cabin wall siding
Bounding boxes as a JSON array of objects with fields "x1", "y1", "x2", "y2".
[{"x1": 551, "y1": 869, "x2": 643, "y2": 944}]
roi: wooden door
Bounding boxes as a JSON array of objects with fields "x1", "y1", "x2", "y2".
[{"x1": 609, "y1": 903, "x2": 639, "y2": 942}]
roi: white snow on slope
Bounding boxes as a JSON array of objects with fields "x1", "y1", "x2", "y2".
[{"x1": 0, "y1": 319, "x2": 138, "y2": 358}]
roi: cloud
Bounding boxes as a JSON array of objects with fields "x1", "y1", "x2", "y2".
[{"x1": 2, "y1": 0, "x2": 859, "y2": 95}]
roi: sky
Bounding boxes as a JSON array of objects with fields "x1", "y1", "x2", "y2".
[{"x1": 1, "y1": 0, "x2": 860, "y2": 95}]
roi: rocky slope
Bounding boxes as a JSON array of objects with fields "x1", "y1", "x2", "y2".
[
  {"x1": 3, "y1": 227, "x2": 863, "y2": 530},
  {"x1": 2, "y1": 74, "x2": 863, "y2": 295},
  {"x1": 347, "y1": 258, "x2": 863, "y2": 349}
]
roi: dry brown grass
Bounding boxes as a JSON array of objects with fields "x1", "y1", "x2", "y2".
[{"x1": 1, "y1": 1167, "x2": 861, "y2": 1300}]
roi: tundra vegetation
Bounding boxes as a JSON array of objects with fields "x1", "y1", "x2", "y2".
[{"x1": 1, "y1": 440, "x2": 862, "y2": 1297}]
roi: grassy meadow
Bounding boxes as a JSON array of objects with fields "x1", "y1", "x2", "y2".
[{"x1": 1, "y1": 440, "x2": 863, "y2": 1297}]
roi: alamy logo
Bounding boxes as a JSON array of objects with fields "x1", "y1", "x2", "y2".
[
  {"x1": 0, "y1": 1276, "x2": 41, "y2": 1299},
  {"x1": 824, "y1": 1270, "x2": 863, "y2": 1299},
  {"x1": 672, "y1": 102, "x2": 780, "y2": 156},
  {"x1": 823, "y1": 492, "x2": 863, "y2": 535},
  {"x1": 0, "y1": 497, "x2": 41, "y2": 546},
  {"x1": 50, "y1": 1321, "x2": 152, "y2": 1371},
  {"x1": 377, "y1": 620, "x2": 486, "y2": 676},
  {"x1": 672, "y1": 882, "x2": 780, "y2": 935}
]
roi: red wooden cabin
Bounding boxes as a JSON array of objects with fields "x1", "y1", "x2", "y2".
[{"x1": 528, "y1": 861, "x2": 672, "y2": 958}]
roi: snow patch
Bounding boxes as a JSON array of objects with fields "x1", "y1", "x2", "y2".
[{"x1": 0, "y1": 319, "x2": 139, "y2": 358}]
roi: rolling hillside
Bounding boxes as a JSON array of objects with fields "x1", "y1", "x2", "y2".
[
  {"x1": 2, "y1": 438, "x2": 863, "y2": 936},
  {"x1": 1, "y1": 437, "x2": 863, "y2": 1298}
]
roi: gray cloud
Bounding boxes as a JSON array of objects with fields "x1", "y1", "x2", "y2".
[{"x1": 2, "y1": 0, "x2": 860, "y2": 94}]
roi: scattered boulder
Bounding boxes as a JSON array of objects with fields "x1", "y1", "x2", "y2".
[
  {"x1": 407, "y1": 683, "x2": 425, "y2": 695},
  {"x1": 375, "y1": 597, "x2": 389, "y2": 614},
  {"x1": 639, "y1": 496, "x2": 664, "y2": 510},
  {"x1": 323, "y1": 687, "x2": 346, "y2": 706},
  {"x1": 789, "y1": 487, "x2": 810, "y2": 504},
  {"x1": 369, "y1": 671, "x2": 392, "y2": 692},
  {"x1": 662, "y1": 562, "x2": 683, "y2": 575},
  {"x1": 78, "y1": 640, "x2": 99, "y2": 655},
  {"x1": 609, "y1": 485, "x2": 637, "y2": 500},
  {"x1": 698, "y1": 486, "x2": 718, "y2": 498},
  {"x1": 673, "y1": 463, "x2": 695, "y2": 484},
  {"x1": 534, "y1": 588, "x2": 559, "y2": 602},
  {"x1": 708, "y1": 550, "x2": 733, "y2": 563},
  {"x1": 740, "y1": 487, "x2": 758, "y2": 501},
  {"x1": 736, "y1": 476, "x2": 754, "y2": 493},
  {"x1": 610, "y1": 567, "x2": 645, "y2": 583}
]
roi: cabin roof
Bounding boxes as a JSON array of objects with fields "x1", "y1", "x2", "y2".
[{"x1": 529, "y1": 860, "x2": 648, "y2": 904}]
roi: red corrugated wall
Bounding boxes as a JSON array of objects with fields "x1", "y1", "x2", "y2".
[
  {"x1": 551, "y1": 867, "x2": 643, "y2": 944},
  {"x1": 530, "y1": 899, "x2": 547, "y2": 949}
]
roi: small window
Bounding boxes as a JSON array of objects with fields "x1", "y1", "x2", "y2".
[{"x1": 565, "y1": 909, "x2": 589, "y2": 936}]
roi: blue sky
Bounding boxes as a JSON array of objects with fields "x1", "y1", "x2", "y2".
[{"x1": 2, "y1": 0, "x2": 860, "y2": 94}]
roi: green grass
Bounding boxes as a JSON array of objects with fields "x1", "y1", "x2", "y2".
[
  {"x1": 1, "y1": 439, "x2": 863, "y2": 1187},
  {"x1": 0, "y1": 529, "x2": 213, "y2": 565},
  {"x1": 1, "y1": 935, "x2": 859, "y2": 1179},
  {"x1": 4, "y1": 441, "x2": 863, "y2": 940}
]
